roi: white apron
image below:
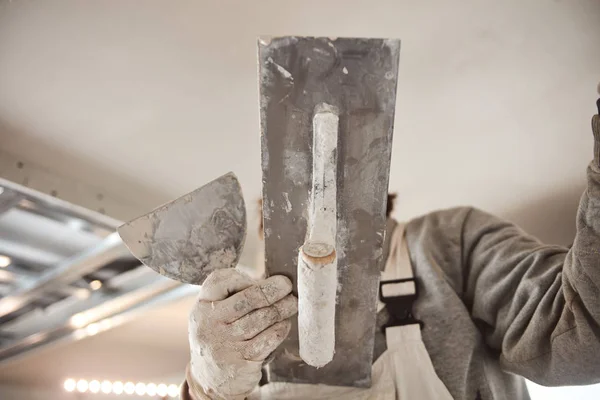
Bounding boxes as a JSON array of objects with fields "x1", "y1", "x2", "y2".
[{"x1": 250, "y1": 224, "x2": 454, "y2": 400}]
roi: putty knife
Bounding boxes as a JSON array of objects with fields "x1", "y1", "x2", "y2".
[
  {"x1": 259, "y1": 36, "x2": 400, "y2": 387},
  {"x1": 117, "y1": 172, "x2": 246, "y2": 285}
]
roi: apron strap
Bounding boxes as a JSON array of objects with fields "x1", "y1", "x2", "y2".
[
  {"x1": 381, "y1": 225, "x2": 454, "y2": 400},
  {"x1": 381, "y1": 223, "x2": 416, "y2": 296},
  {"x1": 379, "y1": 222, "x2": 422, "y2": 331}
]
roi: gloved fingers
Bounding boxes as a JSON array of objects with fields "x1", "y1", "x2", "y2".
[
  {"x1": 240, "y1": 319, "x2": 292, "y2": 361},
  {"x1": 198, "y1": 268, "x2": 254, "y2": 302},
  {"x1": 228, "y1": 294, "x2": 298, "y2": 340},
  {"x1": 216, "y1": 275, "x2": 293, "y2": 323}
]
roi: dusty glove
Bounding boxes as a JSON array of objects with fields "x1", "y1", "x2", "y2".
[{"x1": 188, "y1": 269, "x2": 297, "y2": 400}]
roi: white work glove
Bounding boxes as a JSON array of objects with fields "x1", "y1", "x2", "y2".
[{"x1": 187, "y1": 269, "x2": 297, "y2": 400}]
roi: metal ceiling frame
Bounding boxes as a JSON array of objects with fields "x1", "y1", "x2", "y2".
[
  {"x1": 0, "y1": 178, "x2": 121, "y2": 233},
  {"x1": 0, "y1": 232, "x2": 130, "y2": 318},
  {"x1": 0, "y1": 276, "x2": 195, "y2": 364},
  {"x1": 0, "y1": 170, "x2": 198, "y2": 364}
]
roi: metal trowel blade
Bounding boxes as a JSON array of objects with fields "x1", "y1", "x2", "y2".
[
  {"x1": 117, "y1": 172, "x2": 246, "y2": 285},
  {"x1": 259, "y1": 36, "x2": 400, "y2": 387}
]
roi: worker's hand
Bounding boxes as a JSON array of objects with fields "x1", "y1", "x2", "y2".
[{"x1": 187, "y1": 269, "x2": 297, "y2": 400}]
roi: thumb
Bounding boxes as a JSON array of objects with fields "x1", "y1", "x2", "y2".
[{"x1": 198, "y1": 268, "x2": 254, "y2": 301}]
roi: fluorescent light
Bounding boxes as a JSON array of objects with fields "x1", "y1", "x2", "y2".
[
  {"x1": 90, "y1": 280, "x2": 103, "y2": 290},
  {"x1": 89, "y1": 380, "x2": 100, "y2": 393},
  {"x1": 76, "y1": 379, "x2": 88, "y2": 393},
  {"x1": 64, "y1": 379, "x2": 76, "y2": 392},
  {"x1": 135, "y1": 382, "x2": 146, "y2": 396},
  {"x1": 124, "y1": 382, "x2": 135, "y2": 395},
  {"x1": 0, "y1": 255, "x2": 11, "y2": 268}
]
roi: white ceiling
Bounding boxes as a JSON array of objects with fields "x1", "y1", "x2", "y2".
[{"x1": 0, "y1": 0, "x2": 599, "y2": 390}]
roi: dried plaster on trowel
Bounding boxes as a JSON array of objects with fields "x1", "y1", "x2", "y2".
[{"x1": 298, "y1": 103, "x2": 339, "y2": 368}]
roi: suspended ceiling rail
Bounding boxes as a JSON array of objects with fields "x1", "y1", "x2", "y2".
[
  {"x1": 0, "y1": 273, "x2": 194, "y2": 364},
  {"x1": 0, "y1": 232, "x2": 130, "y2": 318},
  {"x1": 0, "y1": 178, "x2": 121, "y2": 234},
  {"x1": 0, "y1": 175, "x2": 195, "y2": 364}
]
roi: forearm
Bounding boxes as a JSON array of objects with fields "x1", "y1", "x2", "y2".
[{"x1": 459, "y1": 104, "x2": 600, "y2": 384}]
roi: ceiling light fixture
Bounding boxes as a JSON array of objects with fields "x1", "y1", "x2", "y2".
[
  {"x1": 146, "y1": 383, "x2": 157, "y2": 396},
  {"x1": 64, "y1": 379, "x2": 76, "y2": 392},
  {"x1": 64, "y1": 379, "x2": 180, "y2": 397},
  {"x1": 89, "y1": 380, "x2": 100, "y2": 393},
  {"x1": 90, "y1": 279, "x2": 103, "y2": 290},
  {"x1": 167, "y1": 384, "x2": 179, "y2": 397},
  {"x1": 135, "y1": 382, "x2": 146, "y2": 396},
  {"x1": 101, "y1": 380, "x2": 112, "y2": 394},
  {"x1": 124, "y1": 381, "x2": 135, "y2": 395},
  {"x1": 157, "y1": 383, "x2": 168, "y2": 396},
  {"x1": 70, "y1": 312, "x2": 88, "y2": 328},
  {"x1": 113, "y1": 381, "x2": 124, "y2": 395},
  {"x1": 0, "y1": 255, "x2": 11, "y2": 268},
  {"x1": 76, "y1": 379, "x2": 89, "y2": 393},
  {"x1": 85, "y1": 323, "x2": 100, "y2": 336}
]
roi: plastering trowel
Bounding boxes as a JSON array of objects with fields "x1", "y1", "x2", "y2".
[{"x1": 259, "y1": 37, "x2": 400, "y2": 387}]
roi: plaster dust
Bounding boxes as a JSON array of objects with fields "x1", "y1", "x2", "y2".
[{"x1": 297, "y1": 103, "x2": 339, "y2": 367}]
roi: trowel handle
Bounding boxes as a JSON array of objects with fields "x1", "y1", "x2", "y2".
[
  {"x1": 306, "y1": 103, "x2": 338, "y2": 247},
  {"x1": 297, "y1": 104, "x2": 339, "y2": 368}
]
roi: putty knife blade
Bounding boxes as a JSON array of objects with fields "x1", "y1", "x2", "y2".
[{"x1": 118, "y1": 172, "x2": 246, "y2": 285}]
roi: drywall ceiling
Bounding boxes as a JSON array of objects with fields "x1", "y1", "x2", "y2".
[{"x1": 0, "y1": 0, "x2": 599, "y2": 390}]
